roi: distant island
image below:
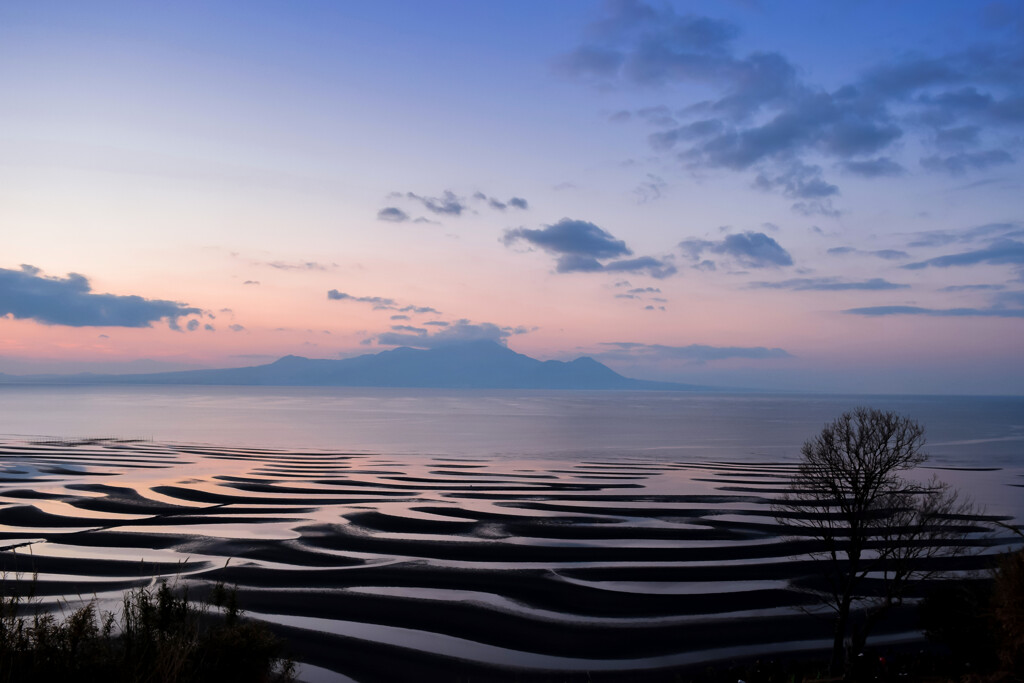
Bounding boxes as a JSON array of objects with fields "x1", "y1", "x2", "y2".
[{"x1": 0, "y1": 340, "x2": 708, "y2": 391}]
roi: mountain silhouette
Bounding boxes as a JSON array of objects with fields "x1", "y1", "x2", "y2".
[{"x1": 0, "y1": 340, "x2": 707, "y2": 391}]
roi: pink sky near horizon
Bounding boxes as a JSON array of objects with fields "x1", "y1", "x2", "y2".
[{"x1": 2, "y1": 1, "x2": 1023, "y2": 394}]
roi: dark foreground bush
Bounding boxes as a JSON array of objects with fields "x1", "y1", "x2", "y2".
[
  {"x1": 920, "y1": 545, "x2": 1024, "y2": 683},
  {"x1": 0, "y1": 579, "x2": 295, "y2": 683}
]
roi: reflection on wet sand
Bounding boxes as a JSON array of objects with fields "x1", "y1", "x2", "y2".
[{"x1": 0, "y1": 438, "x2": 1018, "y2": 682}]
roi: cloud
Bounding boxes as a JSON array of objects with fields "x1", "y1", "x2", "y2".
[
  {"x1": 602, "y1": 256, "x2": 677, "y2": 278},
  {"x1": 559, "y1": 0, "x2": 1024, "y2": 203},
  {"x1": 263, "y1": 261, "x2": 336, "y2": 271},
  {"x1": 243, "y1": 280, "x2": 260, "y2": 285},
  {"x1": 596, "y1": 342, "x2": 793, "y2": 362},
  {"x1": 186, "y1": 320, "x2": 200, "y2": 331},
  {"x1": 327, "y1": 290, "x2": 440, "y2": 315},
  {"x1": 754, "y1": 163, "x2": 839, "y2": 215},
  {"x1": 326, "y1": 290, "x2": 397, "y2": 309},
  {"x1": 907, "y1": 222, "x2": 1022, "y2": 248},
  {"x1": 934, "y1": 125, "x2": 982, "y2": 148},
  {"x1": 903, "y1": 239, "x2": 1024, "y2": 269},
  {"x1": 873, "y1": 249, "x2": 911, "y2": 260},
  {"x1": 398, "y1": 304, "x2": 441, "y2": 314},
  {"x1": 405, "y1": 190, "x2": 467, "y2": 216},
  {"x1": 377, "y1": 207, "x2": 410, "y2": 222},
  {"x1": 827, "y1": 246, "x2": 910, "y2": 261},
  {"x1": 994, "y1": 290, "x2": 1024, "y2": 308},
  {"x1": 556, "y1": 254, "x2": 677, "y2": 278},
  {"x1": 845, "y1": 305, "x2": 1024, "y2": 318},
  {"x1": 680, "y1": 230, "x2": 793, "y2": 268},
  {"x1": 938, "y1": 284, "x2": 1005, "y2": 292},
  {"x1": 636, "y1": 105, "x2": 677, "y2": 127},
  {"x1": 389, "y1": 190, "x2": 526, "y2": 221},
  {"x1": 634, "y1": 173, "x2": 667, "y2": 203},
  {"x1": 839, "y1": 157, "x2": 905, "y2": 177},
  {"x1": 555, "y1": 255, "x2": 604, "y2": 273},
  {"x1": 504, "y1": 218, "x2": 631, "y2": 259},
  {"x1": 920, "y1": 150, "x2": 1014, "y2": 175},
  {"x1": 749, "y1": 277, "x2": 909, "y2": 291},
  {"x1": 472, "y1": 193, "x2": 530, "y2": 211},
  {"x1": 229, "y1": 324, "x2": 245, "y2": 331},
  {"x1": 755, "y1": 165, "x2": 838, "y2": 199},
  {"x1": 0, "y1": 265, "x2": 201, "y2": 328},
  {"x1": 374, "y1": 320, "x2": 530, "y2": 349},
  {"x1": 390, "y1": 314, "x2": 410, "y2": 321},
  {"x1": 503, "y1": 218, "x2": 678, "y2": 278}
]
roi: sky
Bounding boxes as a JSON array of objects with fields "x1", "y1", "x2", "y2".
[{"x1": 1, "y1": 0, "x2": 1023, "y2": 394}]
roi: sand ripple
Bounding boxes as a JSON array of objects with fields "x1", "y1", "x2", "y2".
[{"x1": 0, "y1": 439, "x2": 1016, "y2": 681}]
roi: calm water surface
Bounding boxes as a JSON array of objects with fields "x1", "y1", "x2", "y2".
[
  {"x1": 0, "y1": 386, "x2": 1020, "y2": 679},
  {"x1": 0, "y1": 386, "x2": 1020, "y2": 465}
]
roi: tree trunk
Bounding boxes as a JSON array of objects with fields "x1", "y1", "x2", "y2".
[
  {"x1": 831, "y1": 596, "x2": 852, "y2": 675},
  {"x1": 852, "y1": 601, "x2": 891, "y2": 658}
]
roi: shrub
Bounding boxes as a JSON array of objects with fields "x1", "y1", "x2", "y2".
[{"x1": 0, "y1": 579, "x2": 295, "y2": 683}]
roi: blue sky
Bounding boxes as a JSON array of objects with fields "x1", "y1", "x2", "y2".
[{"x1": 1, "y1": 1, "x2": 1022, "y2": 393}]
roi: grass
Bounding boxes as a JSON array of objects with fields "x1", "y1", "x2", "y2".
[{"x1": 0, "y1": 577, "x2": 295, "y2": 683}]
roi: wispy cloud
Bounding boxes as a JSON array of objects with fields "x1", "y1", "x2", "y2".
[
  {"x1": 839, "y1": 157, "x2": 905, "y2": 178},
  {"x1": 472, "y1": 192, "x2": 530, "y2": 211},
  {"x1": 405, "y1": 190, "x2": 466, "y2": 216},
  {"x1": 680, "y1": 231, "x2": 793, "y2": 269},
  {"x1": 326, "y1": 290, "x2": 396, "y2": 309},
  {"x1": 262, "y1": 261, "x2": 337, "y2": 271},
  {"x1": 938, "y1": 284, "x2": 1005, "y2": 292},
  {"x1": 749, "y1": 277, "x2": 909, "y2": 291},
  {"x1": 845, "y1": 305, "x2": 1024, "y2": 318},
  {"x1": 374, "y1": 320, "x2": 531, "y2": 349},
  {"x1": 380, "y1": 189, "x2": 530, "y2": 224},
  {"x1": 596, "y1": 342, "x2": 793, "y2": 363},
  {"x1": 326, "y1": 290, "x2": 440, "y2": 315},
  {"x1": 903, "y1": 239, "x2": 1024, "y2": 269},
  {"x1": 827, "y1": 247, "x2": 910, "y2": 260},
  {"x1": 920, "y1": 150, "x2": 1014, "y2": 175}
]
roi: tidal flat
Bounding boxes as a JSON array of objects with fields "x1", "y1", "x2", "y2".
[{"x1": 0, "y1": 437, "x2": 1018, "y2": 681}]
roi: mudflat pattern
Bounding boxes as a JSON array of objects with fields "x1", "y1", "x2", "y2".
[{"x1": 0, "y1": 439, "x2": 1014, "y2": 681}]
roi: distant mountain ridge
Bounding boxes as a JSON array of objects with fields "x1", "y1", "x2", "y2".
[{"x1": 0, "y1": 340, "x2": 707, "y2": 391}]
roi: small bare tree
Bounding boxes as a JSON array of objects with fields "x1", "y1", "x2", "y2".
[{"x1": 774, "y1": 407, "x2": 981, "y2": 675}]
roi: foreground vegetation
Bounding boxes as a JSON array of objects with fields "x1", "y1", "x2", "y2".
[
  {"x1": 0, "y1": 579, "x2": 295, "y2": 683},
  {"x1": 680, "y1": 546, "x2": 1023, "y2": 683}
]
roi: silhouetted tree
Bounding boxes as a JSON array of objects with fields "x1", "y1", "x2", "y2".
[
  {"x1": 774, "y1": 407, "x2": 980, "y2": 675},
  {"x1": 992, "y1": 544, "x2": 1024, "y2": 678}
]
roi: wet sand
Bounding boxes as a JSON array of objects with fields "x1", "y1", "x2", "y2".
[{"x1": 0, "y1": 438, "x2": 1017, "y2": 681}]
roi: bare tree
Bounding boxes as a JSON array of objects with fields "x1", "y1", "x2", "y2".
[{"x1": 773, "y1": 407, "x2": 981, "y2": 675}]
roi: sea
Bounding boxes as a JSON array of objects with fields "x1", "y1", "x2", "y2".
[
  {"x1": 0, "y1": 386, "x2": 1021, "y2": 680},
  {"x1": 0, "y1": 385, "x2": 1021, "y2": 465}
]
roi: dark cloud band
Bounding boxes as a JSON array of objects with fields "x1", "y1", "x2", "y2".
[{"x1": 0, "y1": 265, "x2": 200, "y2": 328}]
